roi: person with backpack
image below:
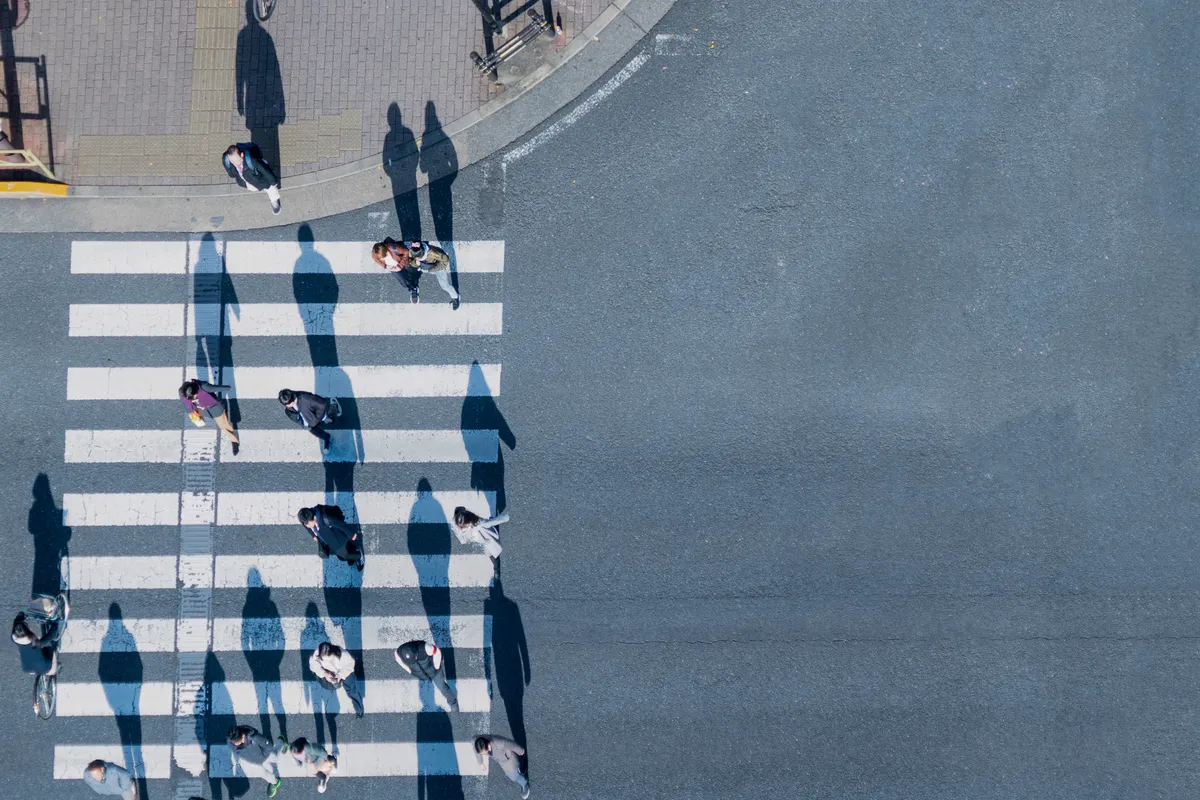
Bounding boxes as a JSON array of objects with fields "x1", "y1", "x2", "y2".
[
  {"x1": 297, "y1": 504, "x2": 364, "y2": 570},
  {"x1": 370, "y1": 238, "x2": 421, "y2": 303},
  {"x1": 226, "y1": 724, "x2": 283, "y2": 796},
  {"x1": 278, "y1": 388, "x2": 338, "y2": 453},
  {"x1": 222, "y1": 143, "x2": 282, "y2": 214},
  {"x1": 179, "y1": 379, "x2": 240, "y2": 450},
  {"x1": 407, "y1": 240, "x2": 460, "y2": 309}
]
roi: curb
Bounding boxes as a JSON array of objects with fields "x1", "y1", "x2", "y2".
[{"x1": 0, "y1": 0, "x2": 676, "y2": 234}]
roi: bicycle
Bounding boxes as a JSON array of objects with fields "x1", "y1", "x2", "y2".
[
  {"x1": 254, "y1": 0, "x2": 276, "y2": 22},
  {"x1": 15, "y1": 593, "x2": 69, "y2": 720}
]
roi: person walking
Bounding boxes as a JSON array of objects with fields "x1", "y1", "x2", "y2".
[
  {"x1": 407, "y1": 240, "x2": 460, "y2": 309},
  {"x1": 453, "y1": 506, "x2": 508, "y2": 570},
  {"x1": 223, "y1": 142, "x2": 282, "y2": 215},
  {"x1": 82, "y1": 759, "x2": 137, "y2": 799},
  {"x1": 297, "y1": 504, "x2": 364, "y2": 570},
  {"x1": 394, "y1": 639, "x2": 458, "y2": 710},
  {"x1": 370, "y1": 238, "x2": 420, "y2": 304},
  {"x1": 180, "y1": 378, "x2": 241, "y2": 450},
  {"x1": 227, "y1": 724, "x2": 283, "y2": 796},
  {"x1": 475, "y1": 735, "x2": 530, "y2": 798},
  {"x1": 286, "y1": 737, "x2": 338, "y2": 794},
  {"x1": 308, "y1": 641, "x2": 365, "y2": 718},
  {"x1": 278, "y1": 389, "x2": 338, "y2": 453}
]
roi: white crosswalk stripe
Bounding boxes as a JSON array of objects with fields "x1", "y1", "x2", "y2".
[{"x1": 58, "y1": 238, "x2": 505, "y2": 787}]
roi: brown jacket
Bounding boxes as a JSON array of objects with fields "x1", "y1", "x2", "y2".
[{"x1": 372, "y1": 238, "x2": 411, "y2": 271}]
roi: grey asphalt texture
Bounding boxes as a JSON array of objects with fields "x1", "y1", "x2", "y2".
[{"x1": 0, "y1": 0, "x2": 1195, "y2": 797}]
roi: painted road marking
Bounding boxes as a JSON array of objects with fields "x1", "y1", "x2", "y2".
[
  {"x1": 62, "y1": 492, "x2": 180, "y2": 527},
  {"x1": 217, "y1": 490, "x2": 495, "y2": 525},
  {"x1": 61, "y1": 614, "x2": 486, "y2": 653},
  {"x1": 70, "y1": 241, "x2": 188, "y2": 274},
  {"x1": 64, "y1": 430, "x2": 184, "y2": 463},
  {"x1": 67, "y1": 364, "x2": 502, "y2": 400},
  {"x1": 54, "y1": 745, "x2": 174, "y2": 779}
]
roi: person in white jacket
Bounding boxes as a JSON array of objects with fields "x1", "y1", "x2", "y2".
[
  {"x1": 453, "y1": 507, "x2": 509, "y2": 568},
  {"x1": 307, "y1": 641, "x2": 364, "y2": 718}
]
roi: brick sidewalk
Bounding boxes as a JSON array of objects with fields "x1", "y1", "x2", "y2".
[{"x1": 2, "y1": 0, "x2": 604, "y2": 186}]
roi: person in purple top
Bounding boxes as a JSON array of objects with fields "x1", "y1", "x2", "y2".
[{"x1": 179, "y1": 379, "x2": 240, "y2": 450}]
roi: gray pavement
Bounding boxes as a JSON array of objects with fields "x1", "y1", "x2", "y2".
[{"x1": 0, "y1": 0, "x2": 1198, "y2": 797}]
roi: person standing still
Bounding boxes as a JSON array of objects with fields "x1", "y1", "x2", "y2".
[
  {"x1": 180, "y1": 379, "x2": 241, "y2": 450},
  {"x1": 395, "y1": 639, "x2": 458, "y2": 710},
  {"x1": 227, "y1": 724, "x2": 283, "y2": 796},
  {"x1": 308, "y1": 641, "x2": 365, "y2": 718},
  {"x1": 370, "y1": 238, "x2": 420, "y2": 304},
  {"x1": 278, "y1": 388, "x2": 338, "y2": 453},
  {"x1": 223, "y1": 143, "x2": 282, "y2": 215},
  {"x1": 287, "y1": 737, "x2": 338, "y2": 794},
  {"x1": 475, "y1": 735, "x2": 530, "y2": 798},
  {"x1": 297, "y1": 505, "x2": 364, "y2": 570},
  {"x1": 408, "y1": 240, "x2": 460, "y2": 310},
  {"x1": 82, "y1": 759, "x2": 137, "y2": 799}
]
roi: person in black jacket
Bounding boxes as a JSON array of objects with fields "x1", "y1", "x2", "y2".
[
  {"x1": 222, "y1": 143, "x2": 282, "y2": 214},
  {"x1": 298, "y1": 505, "x2": 364, "y2": 570},
  {"x1": 279, "y1": 388, "x2": 339, "y2": 453},
  {"x1": 227, "y1": 724, "x2": 283, "y2": 796}
]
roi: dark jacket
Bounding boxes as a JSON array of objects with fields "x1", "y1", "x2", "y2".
[
  {"x1": 396, "y1": 640, "x2": 441, "y2": 680},
  {"x1": 285, "y1": 391, "x2": 330, "y2": 428},
  {"x1": 228, "y1": 725, "x2": 275, "y2": 766},
  {"x1": 180, "y1": 381, "x2": 229, "y2": 414},
  {"x1": 304, "y1": 504, "x2": 359, "y2": 562},
  {"x1": 223, "y1": 143, "x2": 279, "y2": 190}
]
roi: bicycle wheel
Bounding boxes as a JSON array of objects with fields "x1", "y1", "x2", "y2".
[
  {"x1": 254, "y1": 0, "x2": 276, "y2": 22},
  {"x1": 34, "y1": 674, "x2": 56, "y2": 720}
]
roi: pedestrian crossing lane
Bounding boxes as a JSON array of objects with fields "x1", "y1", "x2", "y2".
[{"x1": 56, "y1": 238, "x2": 508, "y2": 786}]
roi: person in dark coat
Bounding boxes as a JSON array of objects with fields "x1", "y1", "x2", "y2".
[
  {"x1": 395, "y1": 639, "x2": 458, "y2": 710},
  {"x1": 279, "y1": 388, "x2": 338, "y2": 452},
  {"x1": 298, "y1": 505, "x2": 364, "y2": 570},
  {"x1": 227, "y1": 724, "x2": 282, "y2": 796},
  {"x1": 179, "y1": 379, "x2": 240, "y2": 447},
  {"x1": 222, "y1": 142, "x2": 281, "y2": 214}
]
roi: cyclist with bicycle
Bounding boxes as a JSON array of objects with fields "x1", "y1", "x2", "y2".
[{"x1": 12, "y1": 606, "x2": 64, "y2": 677}]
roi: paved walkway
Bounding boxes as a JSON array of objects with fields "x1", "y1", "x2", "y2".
[{"x1": 3, "y1": 0, "x2": 608, "y2": 186}]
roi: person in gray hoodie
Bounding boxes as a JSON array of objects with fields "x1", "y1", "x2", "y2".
[
  {"x1": 475, "y1": 735, "x2": 529, "y2": 798},
  {"x1": 227, "y1": 724, "x2": 283, "y2": 796},
  {"x1": 82, "y1": 760, "x2": 137, "y2": 799}
]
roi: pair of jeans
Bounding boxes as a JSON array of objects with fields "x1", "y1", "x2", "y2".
[
  {"x1": 427, "y1": 268, "x2": 459, "y2": 300},
  {"x1": 504, "y1": 765, "x2": 529, "y2": 793},
  {"x1": 430, "y1": 668, "x2": 459, "y2": 710}
]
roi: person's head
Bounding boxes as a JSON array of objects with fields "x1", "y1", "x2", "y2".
[
  {"x1": 474, "y1": 737, "x2": 491, "y2": 755},
  {"x1": 407, "y1": 241, "x2": 423, "y2": 254},
  {"x1": 278, "y1": 389, "x2": 296, "y2": 407},
  {"x1": 290, "y1": 738, "x2": 309, "y2": 758},
  {"x1": 224, "y1": 144, "x2": 243, "y2": 165},
  {"x1": 298, "y1": 508, "x2": 317, "y2": 528},
  {"x1": 453, "y1": 506, "x2": 481, "y2": 529},
  {"x1": 180, "y1": 379, "x2": 199, "y2": 399},
  {"x1": 317, "y1": 641, "x2": 341, "y2": 660},
  {"x1": 86, "y1": 760, "x2": 107, "y2": 781},
  {"x1": 371, "y1": 242, "x2": 389, "y2": 261},
  {"x1": 228, "y1": 726, "x2": 246, "y2": 746},
  {"x1": 11, "y1": 617, "x2": 33, "y2": 645}
]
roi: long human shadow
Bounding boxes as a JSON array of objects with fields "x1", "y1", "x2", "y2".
[
  {"x1": 100, "y1": 604, "x2": 145, "y2": 800},
  {"x1": 194, "y1": 233, "x2": 243, "y2": 435},
  {"x1": 383, "y1": 102, "x2": 422, "y2": 241},
  {"x1": 242, "y1": 567, "x2": 286, "y2": 741},
  {"x1": 420, "y1": 100, "x2": 460, "y2": 293},
  {"x1": 28, "y1": 473, "x2": 69, "y2": 598},
  {"x1": 301, "y1": 602, "x2": 341, "y2": 754},
  {"x1": 292, "y1": 224, "x2": 366, "y2": 716},
  {"x1": 484, "y1": 577, "x2": 531, "y2": 748},
  {"x1": 462, "y1": 361, "x2": 516, "y2": 514},
  {"x1": 204, "y1": 654, "x2": 250, "y2": 800},
  {"x1": 235, "y1": 0, "x2": 285, "y2": 168},
  {"x1": 416, "y1": 709, "x2": 465, "y2": 800},
  {"x1": 408, "y1": 478, "x2": 456, "y2": 687}
]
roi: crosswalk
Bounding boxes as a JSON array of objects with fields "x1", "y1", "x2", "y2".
[{"x1": 54, "y1": 238, "x2": 507, "y2": 792}]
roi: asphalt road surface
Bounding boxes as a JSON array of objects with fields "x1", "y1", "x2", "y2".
[{"x1": 0, "y1": 0, "x2": 1196, "y2": 798}]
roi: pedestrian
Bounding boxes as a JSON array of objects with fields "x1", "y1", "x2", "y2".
[
  {"x1": 453, "y1": 506, "x2": 509, "y2": 569},
  {"x1": 407, "y1": 240, "x2": 460, "y2": 309},
  {"x1": 223, "y1": 143, "x2": 282, "y2": 214},
  {"x1": 227, "y1": 724, "x2": 283, "y2": 796},
  {"x1": 394, "y1": 639, "x2": 458, "y2": 710},
  {"x1": 370, "y1": 238, "x2": 420, "y2": 304},
  {"x1": 475, "y1": 735, "x2": 530, "y2": 798},
  {"x1": 82, "y1": 759, "x2": 137, "y2": 799},
  {"x1": 179, "y1": 378, "x2": 241, "y2": 450},
  {"x1": 308, "y1": 640, "x2": 365, "y2": 718},
  {"x1": 287, "y1": 737, "x2": 338, "y2": 794},
  {"x1": 297, "y1": 504, "x2": 364, "y2": 570},
  {"x1": 278, "y1": 388, "x2": 338, "y2": 453}
]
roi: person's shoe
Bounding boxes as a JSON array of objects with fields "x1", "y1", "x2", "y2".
[
  {"x1": 322, "y1": 437, "x2": 331, "y2": 454},
  {"x1": 451, "y1": 297, "x2": 460, "y2": 311},
  {"x1": 521, "y1": 784, "x2": 530, "y2": 799},
  {"x1": 317, "y1": 773, "x2": 328, "y2": 793},
  {"x1": 271, "y1": 199, "x2": 282, "y2": 215},
  {"x1": 409, "y1": 288, "x2": 420, "y2": 304},
  {"x1": 277, "y1": 736, "x2": 289, "y2": 755},
  {"x1": 268, "y1": 778, "x2": 282, "y2": 797},
  {"x1": 231, "y1": 441, "x2": 240, "y2": 456},
  {"x1": 356, "y1": 557, "x2": 365, "y2": 573}
]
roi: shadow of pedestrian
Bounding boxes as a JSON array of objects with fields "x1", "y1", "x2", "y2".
[
  {"x1": 485, "y1": 577, "x2": 530, "y2": 748},
  {"x1": 420, "y1": 100, "x2": 460, "y2": 293},
  {"x1": 242, "y1": 567, "x2": 286, "y2": 741},
  {"x1": 28, "y1": 473, "x2": 69, "y2": 598},
  {"x1": 99, "y1": 603, "x2": 145, "y2": 800},
  {"x1": 205, "y1": 653, "x2": 251, "y2": 800},
  {"x1": 417, "y1": 710, "x2": 465, "y2": 800},
  {"x1": 236, "y1": 0, "x2": 285, "y2": 168},
  {"x1": 383, "y1": 102, "x2": 422, "y2": 241},
  {"x1": 462, "y1": 361, "x2": 516, "y2": 514},
  {"x1": 192, "y1": 234, "x2": 242, "y2": 435},
  {"x1": 301, "y1": 602, "x2": 341, "y2": 754},
  {"x1": 408, "y1": 478, "x2": 456, "y2": 686}
]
